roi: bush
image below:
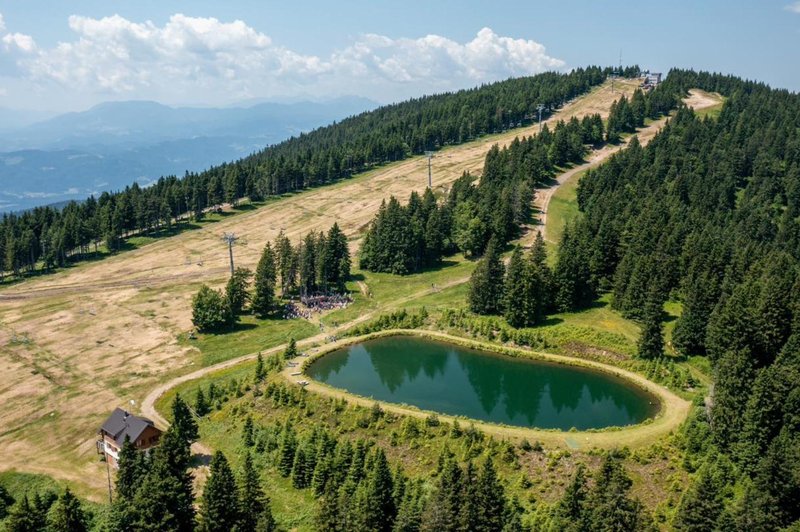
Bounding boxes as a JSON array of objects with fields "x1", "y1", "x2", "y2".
[{"x1": 192, "y1": 284, "x2": 234, "y2": 332}]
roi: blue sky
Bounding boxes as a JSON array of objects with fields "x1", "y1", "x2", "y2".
[{"x1": 1, "y1": 0, "x2": 798, "y2": 112}]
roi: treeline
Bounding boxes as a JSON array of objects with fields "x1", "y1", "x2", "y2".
[
  {"x1": 468, "y1": 234, "x2": 556, "y2": 328},
  {"x1": 564, "y1": 69, "x2": 800, "y2": 529},
  {"x1": 360, "y1": 112, "x2": 608, "y2": 274},
  {"x1": 0, "y1": 484, "x2": 91, "y2": 531},
  {"x1": 192, "y1": 224, "x2": 350, "y2": 331},
  {"x1": 0, "y1": 66, "x2": 634, "y2": 280}
]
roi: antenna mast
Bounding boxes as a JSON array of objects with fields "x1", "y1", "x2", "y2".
[
  {"x1": 612, "y1": 50, "x2": 622, "y2": 93},
  {"x1": 222, "y1": 232, "x2": 238, "y2": 275},
  {"x1": 424, "y1": 151, "x2": 434, "y2": 188}
]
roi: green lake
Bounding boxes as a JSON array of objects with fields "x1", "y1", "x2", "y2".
[{"x1": 306, "y1": 336, "x2": 659, "y2": 430}]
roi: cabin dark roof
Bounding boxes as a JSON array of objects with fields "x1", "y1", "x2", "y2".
[{"x1": 99, "y1": 408, "x2": 158, "y2": 446}]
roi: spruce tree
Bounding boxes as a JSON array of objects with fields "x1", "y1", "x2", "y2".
[
  {"x1": 274, "y1": 230, "x2": 294, "y2": 296},
  {"x1": 201, "y1": 451, "x2": 240, "y2": 532},
  {"x1": 171, "y1": 394, "x2": 199, "y2": 444},
  {"x1": 195, "y1": 387, "x2": 210, "y2": 417},
  {"x1": 254, "y1": 353, "x2": 266, "y2": 382},
  {"x1": 365, "y1": 449, "x2": 396, "y2": 532},
  {"x1": 637, "y1": 287, "x2": 665, "y2": 358},
  {"x1": 299, "y1": 232, "x2": 318, "y2": 295},
  {"x1": 586, "y1": 454, "x2": 649, "y2": 532},
  {"x1": 555, "y1": 464, "x2": 588, "y2": 531},
  {"x1": 238, "y1": 452, "x2": 275, "y2": 532},
  {"x1": 475, "y1": 457, "x2": 505, "y2": 531},
  {"x1": 503, "y1": 246, "x2": 527, "y2": 327},
  {"x1": 131, "y1": 426, "x2": 195, "y2": 532},
  {"x1": 673, "y1": 465, "x2": 723, "y2": 532},
  {"x1": 468, "y1": 239, "x2": 505, "y2": 315},
  {"x1": 284, "y1": 338, "x2": 297, "y2": 359},
  {"x1": 252, "y1": 242, "x2": 278, "y2": 317},
  {"x1": 115, "y1": 436, "x2": 146, "y2": 500},
  {"x1": 46, "y1": 488, "x2": 88, "y2": 532},
  {"x1": 278, "y1": 426, "x2": 297, "y2": 477},
  {"x1": 459, "y1": 461, "x2": 480, "y2": 532},
  {"x1": 225, "y1": 267, "x2": 252, "y2": 316},
  {"x1": 5, "y1": 495, "x2": 46, "y2": 532},
  {"x1": 325, "y1": 223, "x2": 351, "y2": 292},
  {"x1": 242, "y1": 416, "x2": 254, "y2": 447},
  {"x1": 315, "y1": 482, "x2": 341, "y2": 532},
  {"x1": 0, "y1": 484, "x2": 14, "y2": 520}
]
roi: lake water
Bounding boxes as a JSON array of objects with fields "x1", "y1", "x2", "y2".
[{"x1": 306, "y1": 336, "x2": 659, "y2": 430}]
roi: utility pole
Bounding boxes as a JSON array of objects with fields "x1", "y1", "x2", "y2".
[
  {"x1": 536, "y1": 104, "x2": 546, "y2": 133},
  {"x1": 105, "y1": 450, "x2": 113, "y2": 504},
  {"x1": 222, "y1": 232, "x2": 238, "y2": 275},
  {"x1": 424, "y1": 151, "x2": 434, "y2": 188}
]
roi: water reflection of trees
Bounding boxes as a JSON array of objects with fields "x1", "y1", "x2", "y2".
[
  {"x1": 365, "y1": 337, "x2": 447, "y2": 393},
  {"x1": 351, "y1": 337, "x2": 650, "y2": 428},
  {"x1": 309, "y1": 349, "x2": 350, "y2": 381},
  {"x1": 456, "y1": 352, "x2": 643, "y2": 427}
]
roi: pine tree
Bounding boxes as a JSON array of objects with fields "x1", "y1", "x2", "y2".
[
  {"x1": 284, "y1": 338, "x2": 297, "y2": 359},
  {"x1": 299, "y1": 232, "x2": 318, "y2": 295},
  {"x1": 0, "y1": 484, "x2": 14, "y2": 520},
  {"x1": 554, "y1": 464, "x2": 588, "y2": 531},
  {"x1": 315, "y1": 482, "x2": 341, "y2": 532},
  {"x1": 274, "y1": 230, "x2": 295, "y2": 296},
  {"x1": 201, "y1": 451, "x2": 240, "y2": 532},
  {"x1": 195, "y1": 387, "x2": 210, "y2": 417},
  {"x1": 254, "y1": 353, "x2": 266, "y2": 382},
  {"x1": 252, "y1": 242, "x2": 278, "y2": 317},
  {"x1": 131, "y1": 426, "x2": 195, "y2": 532},
  {"x1": 46, "y1": 488, "x2": 88, "y2": 532},
  {"x1": 115, "y1": 436, "x2": 147, "y2": 501},
  {"x1": 364, "y1": 448, "x2": 396, "y2": 532},
  {"x1": 325, "y1": 223, "x2": 351, "y2": 292},
  {"x1": 238, "y1": 452, "x2": 275, "y2": 532},
  {"x1": 475, "y1": 457, "x2": 505, "y2": 531},
  {"x1": 225, "y1": 267, "x2": 252, "y2": 316},
  {"x1": 468, "y1": 239, "x2": 505, "y2": 315},
  {"x1": 673, "y1": 465, "x2": 723, "y2": 532},
  {"x1": 242, "y1": 416, "x2": 254, "y2": 447},
  {"x1": 5, "y1": 495, "x2": 46, "y2": 532},
  {"x1": 459, "y1": 461, "x2": 480, "y2": 532},
  {"x1": 586, "y1": 454, "x2": 649, "y2": 532},
  {"x1": 278, "y1": 426, "x2": 297, "y2": 477},
  {"x1": 637, "y1": 287, "x2": 665, "y2": 358},
  {"x1": 503, "y1": 246, "x2": 527, "y2": 327},
  {"x1": 171, "y1": 394, "x2": 199, "y2": 444}
]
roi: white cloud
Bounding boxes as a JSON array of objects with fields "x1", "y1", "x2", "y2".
[
  {"x1": 2, "y1": 32, "x2": 36, "y2": 53},
  {"x1": 787, "y1": 2, "x2": 800, "y2": 13},
  {"x1": 1, "y1": 13, "x2": 565, "y2": 107},
  {"x1": 0, "y1": 13, "x2": 5, "y2": 32}
]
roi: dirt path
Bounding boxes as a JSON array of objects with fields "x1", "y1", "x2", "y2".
[
  {"x1": 140, "y1": 274, "x2": 471, "y2": 427},
  {"x1": 530, "y1": 89, "x2": 724, "y2": 245},
  {"x1": 279, "y1": 329, "x2": 691, "y2": 450}
]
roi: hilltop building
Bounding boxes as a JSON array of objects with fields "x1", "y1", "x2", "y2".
[
  {"x1": 97, "y1": 408, "x2": 162, "y2": 467},
  {"x1": 642, "y1": 71, "x2": 662, "y2": 90}
]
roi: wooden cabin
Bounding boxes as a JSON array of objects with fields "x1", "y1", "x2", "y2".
[{"x1": 97, "y1": 408, "x2": 162, "y2": 468}]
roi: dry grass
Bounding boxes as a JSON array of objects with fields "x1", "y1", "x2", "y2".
[{"x1": 0, "y1": 78, "x2": 642, "y2": 498}]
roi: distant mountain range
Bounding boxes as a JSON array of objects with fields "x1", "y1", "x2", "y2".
[{"x1": 0, "y1": 97, "x2": 377, "y2": 212}]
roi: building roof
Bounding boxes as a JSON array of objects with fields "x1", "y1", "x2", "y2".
[{"x1": 99, "y1": 408, "x2": 159, "y2": 446}]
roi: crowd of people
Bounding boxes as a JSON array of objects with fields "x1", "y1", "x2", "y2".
[
  {"x1": 282, "y1": 293, "x2": 353, "y2": 321},
  {"x1": 301, "y1": 293, "x2": 353, "y2": 311}
]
